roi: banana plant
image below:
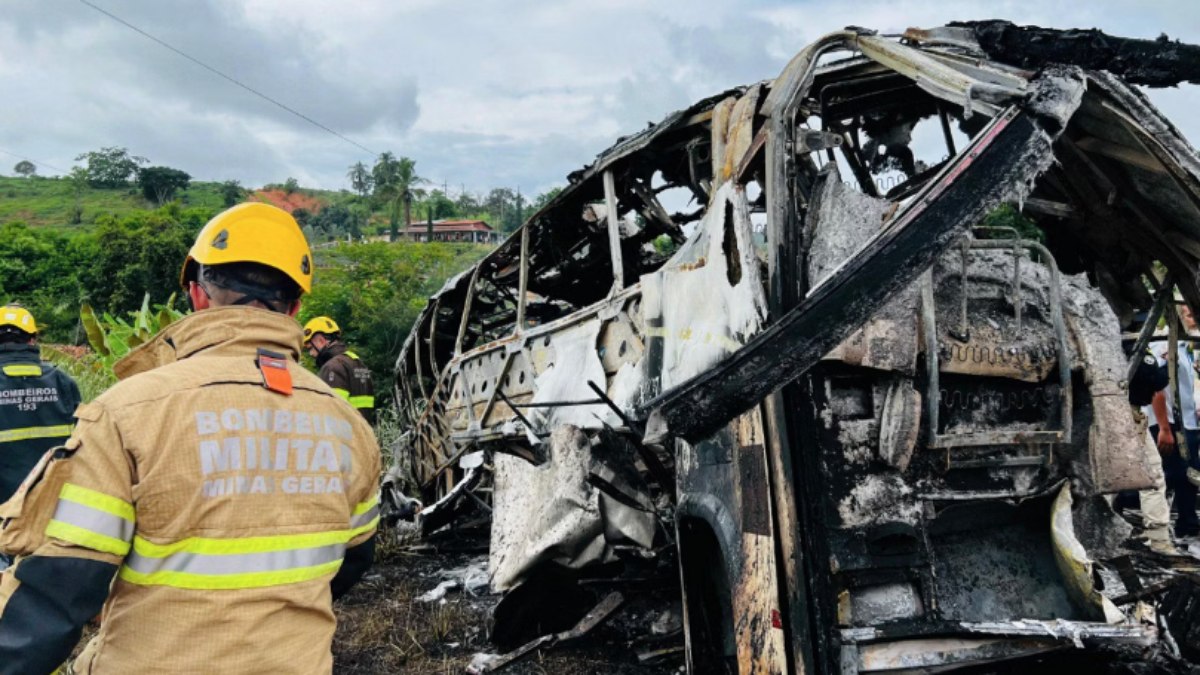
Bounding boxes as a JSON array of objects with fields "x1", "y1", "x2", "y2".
[{"x1": 80, "y1": 293, "x2": 186, "y2": 369}]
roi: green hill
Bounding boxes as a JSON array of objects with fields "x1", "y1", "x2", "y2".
[{"x1": 0, "y1": 175, "x2": 351, "y2": 230}]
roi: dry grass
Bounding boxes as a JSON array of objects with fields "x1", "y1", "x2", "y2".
[
  {"x1": 333, "y1": 543, "x2": 483, "y2": 674},
  {"x1": 66, "y1": 529, "x2": 679, "y2": 674},
  {"x1": 332, "y1": 531, "x2": 683, "y2": 675}
]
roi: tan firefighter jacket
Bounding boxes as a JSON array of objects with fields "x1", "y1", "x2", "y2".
[{"x1": 0, "y1": 306, "x2": 381, "y2": 674}]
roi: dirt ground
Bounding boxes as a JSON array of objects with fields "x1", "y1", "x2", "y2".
[{"x1": 332, "y1": 527, "x2": 685, "y2": 675}]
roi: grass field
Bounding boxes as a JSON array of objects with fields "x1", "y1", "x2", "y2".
[
  {"x1": 0, "y1": 175, "x2": 223, "y2": 228},
  {"x1": 0, "y1": 175, "x2": 353, "y2": 230}
]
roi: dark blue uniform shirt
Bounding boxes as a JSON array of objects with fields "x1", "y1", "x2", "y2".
[{"x1": 0, "y1": 343, "x2": 81, "y2": 502}]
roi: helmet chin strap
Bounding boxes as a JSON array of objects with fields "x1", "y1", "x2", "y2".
[
  {"x1": 311, "y1": 336, "x2": 339, "y2": 366},
  {"x1": 314, "y1": 338, "x2": 332, "y2": 359},
  {"x1": 196, "y1": 271, "x2": 289, "y2": 313}
]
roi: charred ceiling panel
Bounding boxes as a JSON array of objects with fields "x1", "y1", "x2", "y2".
[{"x1": 957, "y1": 20, "x2": 1200, "y2": 87}]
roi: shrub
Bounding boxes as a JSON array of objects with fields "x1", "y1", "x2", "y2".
[
  {"x1": 80, "y1": 292, "x2": 186, "y2": 371},
  {"x1": 301, "y1": 241, "x2": 490, "y2": 403}
]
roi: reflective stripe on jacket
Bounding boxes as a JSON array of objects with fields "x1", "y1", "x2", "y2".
[
  {"x1": 316, "y1": 343, "x2": 376, "y2": 424},
  {"x1": 0, "y1": 344, "x2": 80, "y2": 503}
]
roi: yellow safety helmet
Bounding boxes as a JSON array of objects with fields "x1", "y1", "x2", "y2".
[
  {"x1": 303, "y1": 316, "x2": 340, "y2": 346},
  {"x1": 180, "y1": 202, "x2": 313, "y2": 294},
  {"x1": 0, "y1": 304, "x2": 36, "y2": 335}
]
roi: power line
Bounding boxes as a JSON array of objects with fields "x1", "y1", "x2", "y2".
[
  {"x1": 76, "y1": 0, "x2": 378, "y2": 157},
  {"x1": 0, "y1": 147, "x2": 68, "y2": 175}
]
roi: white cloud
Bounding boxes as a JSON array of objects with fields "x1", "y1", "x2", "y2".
[{"x1": 1, "y1": 0, "x2": 1198, "y2": 197}]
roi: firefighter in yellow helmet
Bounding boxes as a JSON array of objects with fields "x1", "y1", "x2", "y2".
[
  {"x1": 0, "y1": 305, "x2": 81, "y2": 569},
  {"x1": 303, "y1": 316, "x2": 376, "y2": 424},
  {"x1": 0, "y1": 203, "x2": 381, "y2": 674}
]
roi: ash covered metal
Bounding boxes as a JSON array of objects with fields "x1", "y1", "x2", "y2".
[{"x1": 388, "y1": 21, "x2": 1200, "y2": 675}]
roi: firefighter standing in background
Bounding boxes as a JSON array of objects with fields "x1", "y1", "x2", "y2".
[
  {"x1": 303, "y1": 316, "x2": 376, "y2": 424},
  {"x1": 0, "y1": 203, "x2": 382, "y2": 674},
  {"x1": 1144, "y1": 301, "x2": 1200, "y2": 539},
  {"x1": 0, "y1": 305, "x2": 80, "y2": 569}
]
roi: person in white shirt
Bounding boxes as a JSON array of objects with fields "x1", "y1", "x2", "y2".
[{"x1": 1142, "y1": 303, "x2": 1200, "y2": 538}]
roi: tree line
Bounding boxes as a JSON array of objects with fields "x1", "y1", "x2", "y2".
[
  {"x1": 346, "y1": 154, "x2": 561, "y2": 238},
  {"x1": 2, "y1": 145, "x2": 562, "y2": 345},
  {"x1": 0, "y1": 204, "x2": 489, "y2": 389},
  {"x1": 15, "y1": 146, "x2": 561, "y2": 239},
  {"x1": 0, "y1": 205, "x2": 204, "y2": 342},
  {"x1": 2, "y1": 146, "x2": 509, "y2": 394}
]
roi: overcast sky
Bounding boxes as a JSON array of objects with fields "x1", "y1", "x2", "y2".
[{"x1": 2, "y1": 1, "x2": 1198, "y2": 198}]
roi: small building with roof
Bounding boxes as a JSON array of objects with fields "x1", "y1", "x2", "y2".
[{"x1": 402, "y1": 219, "x2": 501, "y2": 244}]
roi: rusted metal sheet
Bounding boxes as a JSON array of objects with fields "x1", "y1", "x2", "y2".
[
  {"x1": 729, "y1": 413, "x2": 788, "y2": 674},
  {"x1": 1087, "y1": 394, "x2": 1161, "y2": 493}
]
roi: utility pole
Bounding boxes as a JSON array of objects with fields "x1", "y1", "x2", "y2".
[{"x1": 515, "y1": 186, "x2": 523, "y2": 230}]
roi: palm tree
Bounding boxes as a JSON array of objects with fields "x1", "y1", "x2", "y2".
[
  {"x1": 68, "y1": 166, "x2": 89, "y2": 224},
  {"x1": 347, "y1": 161, "x2": 373, "y2": 199},
  {"x1": 371, "y1": 153, "x2": 425, "y2": 242}
]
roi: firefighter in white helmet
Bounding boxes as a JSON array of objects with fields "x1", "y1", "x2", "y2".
[{"x1": 0, "y1": 202, "x2": 381, "y2": 674}]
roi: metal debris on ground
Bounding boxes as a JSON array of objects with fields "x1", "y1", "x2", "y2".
[
  {"x1": 416, "y1": 556, "x2": 490, "y2": 603},
  {"x1": 416, "y1": 580, "x2": 459, "y2": 604},
  {"x1": 466, "y1": 592, "x2": 626, "y2": 674}
]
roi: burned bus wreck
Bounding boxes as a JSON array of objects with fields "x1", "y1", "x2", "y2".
[{"x1": 391, "y1": 22, "x2": 1200, "y2": 674}]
